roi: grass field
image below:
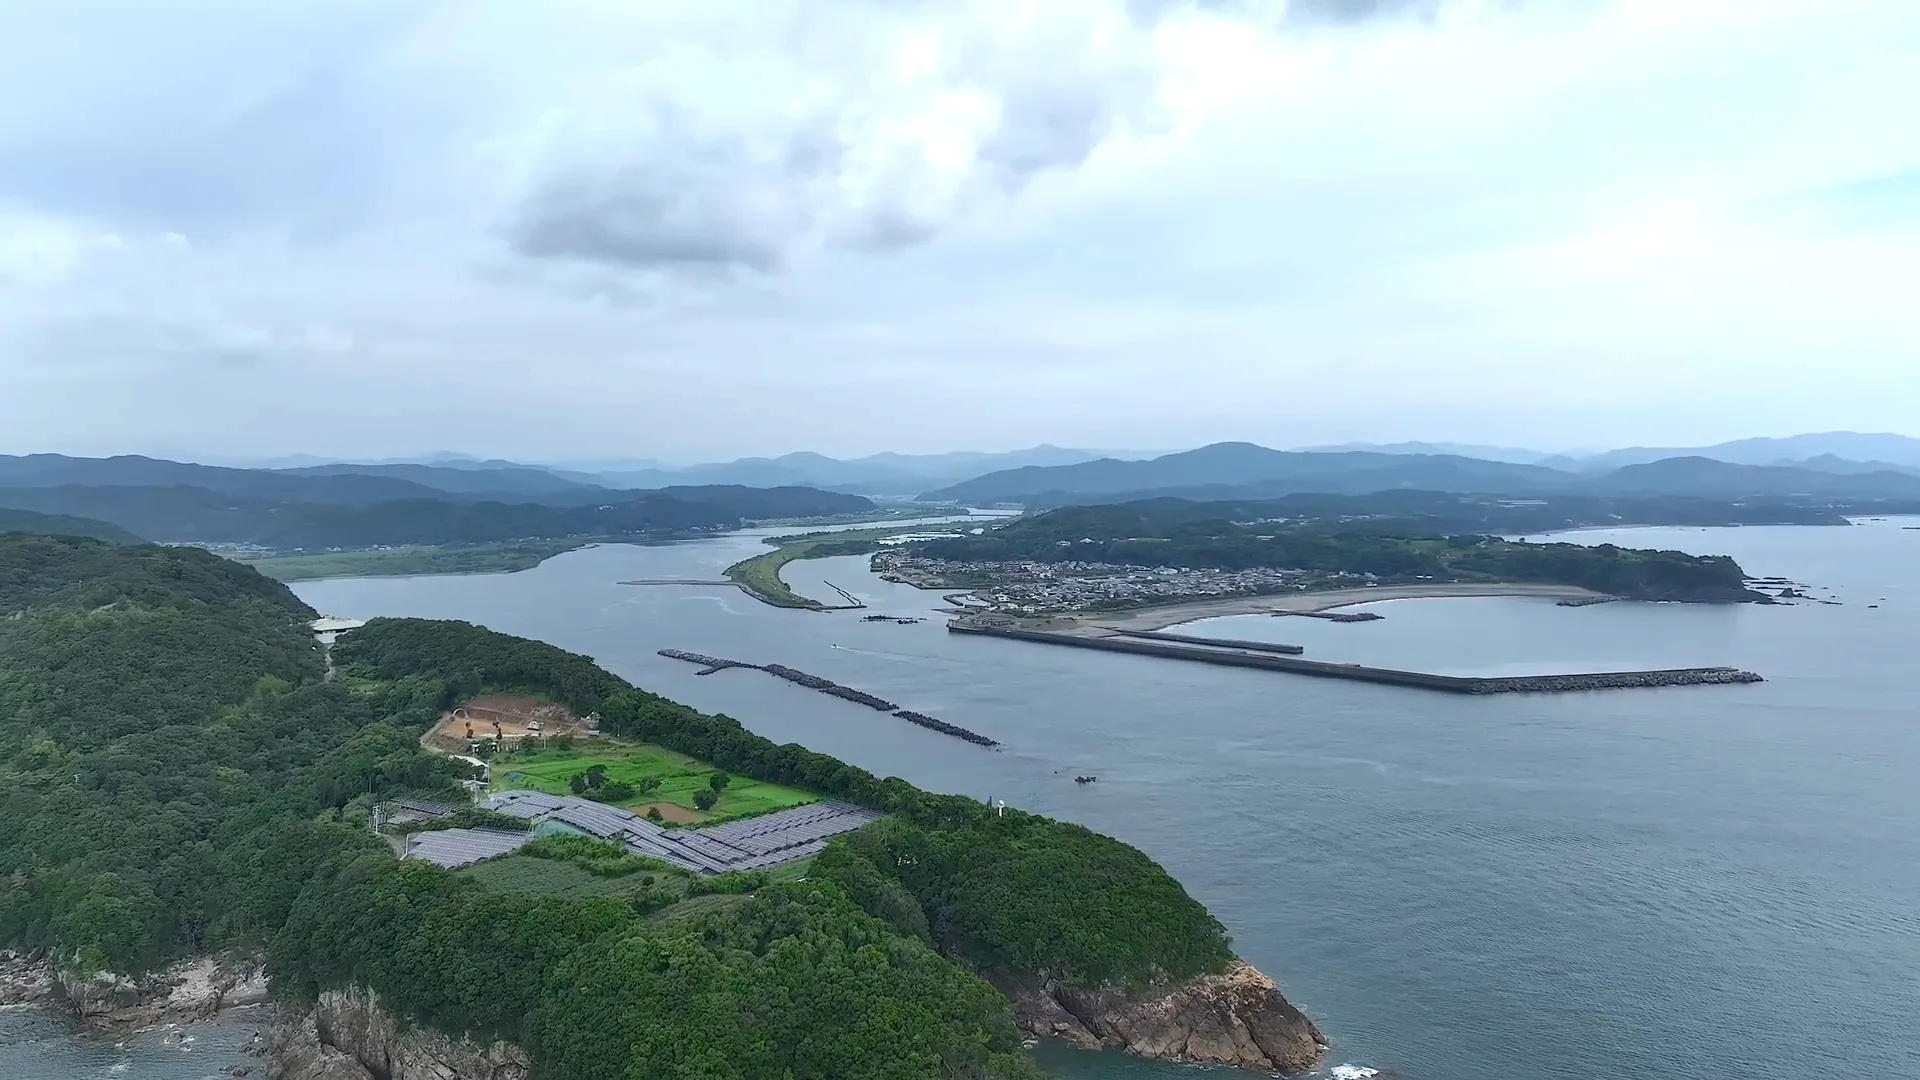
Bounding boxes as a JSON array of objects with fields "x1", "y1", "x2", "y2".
[
  {"x1": 458, "y1": 854, "x2": 669, "y2": 899},
  {"x1": 491, "y1": 741, "x2": 815, "y2": 824}
]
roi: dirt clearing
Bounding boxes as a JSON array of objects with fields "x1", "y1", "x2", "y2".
[{"x1": 424, "y1": 694, "x2": 593, "y2": 754}]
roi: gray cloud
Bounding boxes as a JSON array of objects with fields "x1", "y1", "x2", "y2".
[
  {"x1": 507, "y1": 108, "x2": 843, "y2": 273},
  {"x1": 3, "y1": 0, "x2": 1916, "y2": 461}
]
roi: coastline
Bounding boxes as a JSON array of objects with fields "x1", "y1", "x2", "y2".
[{"x1": 1065, "y1": 583, "x2": 1611, "y2": 632}]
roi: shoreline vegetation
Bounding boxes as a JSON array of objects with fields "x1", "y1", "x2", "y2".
[
  {"x1": 3, "y1": 532, "x2": 1319, "y2": 1077},
  {"x1": 240, "y1": 540, "x2": 590, "y2": 581},
  {"x1": 722, "y1": 522, "x2": 970, "y2": 609}
]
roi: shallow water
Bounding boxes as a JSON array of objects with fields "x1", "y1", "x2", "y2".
[{"x1": 14, "y1": 518, "x2": 1920, "y2": 1079}]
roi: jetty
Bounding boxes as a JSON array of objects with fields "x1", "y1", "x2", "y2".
[
  {"x1": 656, "y1": 649, "x2": 999, "y2": 746},
  {"x1": 1273, "y1": 610, "x2": 1384, "y2": 623},
  {"x1": 947, "y1": 622, "x2": 1761, "y2": 694},
  {"x1": 1111, "y1": 628, "x2": 1305, "y2": 655}
]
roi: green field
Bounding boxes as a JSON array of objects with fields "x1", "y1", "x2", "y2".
[
  {"x1": 458, "y1": 854, "x2": 672, "y2": 899},
  {"x1": 243, "y1": 541, "x2": 583, "y2": 581},
  {"x1": 491, "y1": 741, "x2": 816, "y2": 823}
]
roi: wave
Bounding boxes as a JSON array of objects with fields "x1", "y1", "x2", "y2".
[{"x1": 1328, "y1": 1066, "x2": 1380, "y2": 1080}]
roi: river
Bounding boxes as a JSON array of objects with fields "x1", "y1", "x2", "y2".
[{"x1": 10, "y1": 518, "x2": 1918, "y2": 1079}]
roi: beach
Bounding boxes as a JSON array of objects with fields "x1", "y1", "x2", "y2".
[{"x1": 1066, "y1": 583, "x2": 1609, "y2": 632}]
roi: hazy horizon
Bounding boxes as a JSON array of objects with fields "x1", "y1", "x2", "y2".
[{"x1": 5, "y1": 1, "x2": 1915, "y2": 461}]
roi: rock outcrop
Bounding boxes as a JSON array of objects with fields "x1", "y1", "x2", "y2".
[
  {"x1": 0, "y1": 951, "x2": 269, "y2": 1031},
  {"x1": 271, "y1": 987, "x2": 531, "y2": 1080},
  {"x1": 1011, "y1": 961, "x2": 1327, "y2": 1073},
  {"x1": 0, "y1": 951, "x2": 55, "y2": 1006}
]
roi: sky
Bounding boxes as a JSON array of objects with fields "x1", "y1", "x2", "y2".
[{"x1": 3, "y1": 0, "x2": 1917, "y2": 463}]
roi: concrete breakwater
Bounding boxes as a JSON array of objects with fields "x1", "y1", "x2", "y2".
[
  {"x1": 1112, "y1": 628, "x2": 1306, "y2": 655},
  {"x1": 656, "y1": 650, "x2": 1000, "y2": 746},
  {"x1": 1276, "y1": 610, "x2": 1384, "y2": 623},
  {"x1": 948, "y1": 624, "x2": 1763, "y2": 694}
]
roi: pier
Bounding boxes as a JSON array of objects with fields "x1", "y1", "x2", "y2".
[
  {"x1": 656, "y1": 649, "x2": 999, "y2": 746},
  {"x1": 947, "y1": 623, "x2": 1762, "y2": 694}
]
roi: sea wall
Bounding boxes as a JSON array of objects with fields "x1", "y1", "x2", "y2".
[
  {"x1": 271, "y1": 986, "x2": 531, "y2": 1080},
  {"x1": 950, "y1": 623, "x2": 1762, "y2": 694},
  {"x1": 1113, "y1": 629, "x2": 1306, "y2": 654}
]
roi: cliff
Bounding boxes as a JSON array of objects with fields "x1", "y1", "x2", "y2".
[
  {"x1": 1010, "y1": 961, "x2": 1327, "y2": 1073},
  {"x1": 271, "y1": 987, "x2": 531, "y2": 1080}
]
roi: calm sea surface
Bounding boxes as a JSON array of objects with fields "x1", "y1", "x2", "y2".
[{"x1": 11, "y1": 518, "x2": 1918, "y2": 1079}]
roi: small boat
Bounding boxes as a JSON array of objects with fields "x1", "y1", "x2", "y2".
[{"x1": 1073, "y1": 775, "x2": 1097, "y2": 784}]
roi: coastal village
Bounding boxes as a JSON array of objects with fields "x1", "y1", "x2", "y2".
[{"x1": 872, "y1": 549, "x2": 1377, "y2": 614}]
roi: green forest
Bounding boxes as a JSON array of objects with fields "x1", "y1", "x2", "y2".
[
  {"x1": 912, "y1": 502, "x2": 1766, "y2": 602},
  {"x1": 0, "y1": 531, "x2": 1235, "y2": 1079}
]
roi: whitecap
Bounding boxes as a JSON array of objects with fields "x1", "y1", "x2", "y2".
[{"x1": 1329, "y1": 1066, "x2": 1379, "y2": 1080}]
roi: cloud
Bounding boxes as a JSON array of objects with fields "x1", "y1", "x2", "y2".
[{"x1": 1, "y1": 0, "x2": 1917, "y2": 460}]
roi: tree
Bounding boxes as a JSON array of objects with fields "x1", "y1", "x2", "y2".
[
  {"x1": 645, "y1": 807, "x2": 664, "y2": 822},
  {"x1": 708, "y1": 772, "x2": 730, "y2": 793},
  {"x1": 584, "y1": 765, "x2": 606, "y2": 790},
  {"x1": 693, "y1": 789, "x2": 718, "y2": 811},
  {"x1": 638, "y1": 777, "x2": 661, "y2": 796},
  {"x1": 568, "y1": 773, "x2": 587, "y2": 795},
  {"x1": 595, "y1": 780, "x2": 635, "y2": 803}
]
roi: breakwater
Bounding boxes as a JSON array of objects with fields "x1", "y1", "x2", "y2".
[
  {"x1": 764, "y1": 663, "x2": 899, "y2": 711},
  {"x1": 655, "y1": 650, "x2": 1000, "y2": 746},
  {"x1": 947, "y1": 624, "x2": 1762, "y2": 694},
  {"x1": 893, "y1": 710, "x2": 998, "y2": 746},
  {"x1": 656, "y1": 648, "x2": 756, "y2": 675},
  {"x1": 1112, "y1": 629, "x2": 1306, "y2": 655},
  {"x1": 1276, "y1": 610, "x2": 1384, "y2": 623}
]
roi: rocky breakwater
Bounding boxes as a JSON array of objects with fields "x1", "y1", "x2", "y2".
[
  {"x1": 0, "y1": 951, "x2": 269, "y2": 1031},
  {"x1": 272, "y1": 986, "x2": 531, "y2": 1080},
  {"x1": 1012, "y1": 961, "x2": 1327, "y2": 1073}
]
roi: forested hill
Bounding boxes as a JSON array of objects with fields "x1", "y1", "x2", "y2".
[
  {"x1": 0, "y1": 483, "x2": 872, "y2": 549},
  {"x1": 0, "y1": 507, "x2": 145, "y2": 544},
  {"x1": 914, "y1": 502, "x2": 1765, "y2": 603},
  {"x1": 0, "y1": 532, "x2": 1245, "y2": 1079}
]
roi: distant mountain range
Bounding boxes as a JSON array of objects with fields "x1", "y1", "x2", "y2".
[
  {"x1": 922, "y1": 442, "x2": 1920, "y2": 505},
  {"x1": 191, "y1": 445, "x2": 1157, "y2": 497},
  {"x1": 1325, "y1": 432, "x2": 1920, "y2": 474}
]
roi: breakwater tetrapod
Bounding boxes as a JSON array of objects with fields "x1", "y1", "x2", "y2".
[
  {"x1": 947, "y1": 623, "x2": 1763, "y2": 694},
  {"x1": 656, "y1": 649, "x2": 999, "y2": 746}
]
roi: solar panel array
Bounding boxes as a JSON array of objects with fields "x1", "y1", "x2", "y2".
[
  {"x1": 403, "y1": 827, "x2": 533, "y2": 869},
  {"x1": 480, "y1": 791, "x2": 883, "y2": 875}
]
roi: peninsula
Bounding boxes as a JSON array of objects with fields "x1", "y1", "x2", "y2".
[
  {"x1": 0, "y1": 531, "x2": 1322, "y2": 1078},
  {"x1": 887, "y1": 499, "x2": 1773, "y2": 615}
]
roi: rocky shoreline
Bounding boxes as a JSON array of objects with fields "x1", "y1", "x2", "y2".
[
  {"x1": 1011, "y1": 961, "x2": 1327, "y2": 1072},
  {"x1": 271, "y1": 987, "x2": 530, "y2": 1080},
  {"x1": 0, "y1": 950, "x2": 270, "y2": 1033},
  {"x1": 8, "y1": 950, "x2": 1327, "y2": 1077}
]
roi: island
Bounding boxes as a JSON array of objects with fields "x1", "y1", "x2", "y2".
[{"x1": 0, "y1": 530, "x2": 1325, "y2": 1078}]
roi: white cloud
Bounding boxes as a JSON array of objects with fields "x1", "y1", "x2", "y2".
[{"x1": 1, "y1": 0, "x2": 1916, "y2": 460}]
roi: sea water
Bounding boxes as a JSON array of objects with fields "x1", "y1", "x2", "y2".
[{"x1": 13, "y1": 518, "x2": 1918, "y2": 1079}]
